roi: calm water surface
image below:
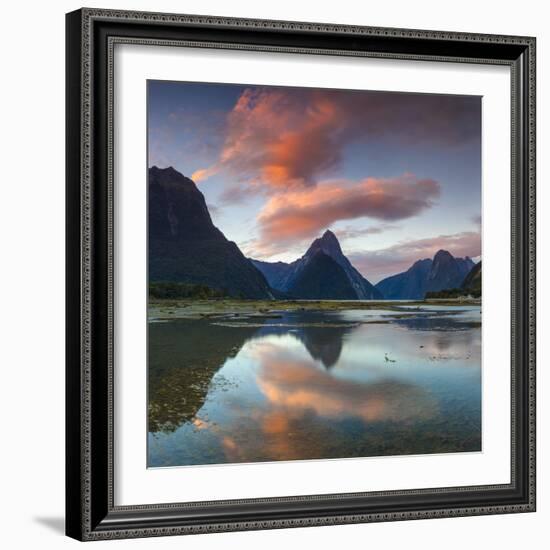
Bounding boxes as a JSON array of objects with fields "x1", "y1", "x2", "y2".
[{"x1": 148, "y1": 306, "x2": 481, "y2": 467}]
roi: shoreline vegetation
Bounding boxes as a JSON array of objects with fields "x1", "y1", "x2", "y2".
[{"x1": 425, "y1": 288, "x2": 481, "y2": 299}]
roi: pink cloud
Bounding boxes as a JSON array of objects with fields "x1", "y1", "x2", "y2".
[
  {"x1": 251, "y1": 174, "x2": 440, "y2": 254},
  {"x1": 193, "y1": 87, "x2": 480, "y2": 193},
  {"x1": 253, "y1": 343, "x2": 438, "y2": 424},
  {"x1": 334, "y1": 224, "x2": 400, "y2": 241}
]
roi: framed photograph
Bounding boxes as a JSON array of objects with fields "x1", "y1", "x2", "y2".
[{"x1": 66, "y1": 8, "x2": 536, "y2": 541}]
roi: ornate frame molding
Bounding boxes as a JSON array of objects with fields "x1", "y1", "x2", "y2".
[{"x1": 66, "y1": 8, "x2": 536, "y2": 541}]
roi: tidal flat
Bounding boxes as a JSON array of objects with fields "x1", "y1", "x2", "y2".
[
  {"x1": 148, "y1": 297, "x2": 481, "y2": 320},
  {"x1": 148, "y1": 299, "x2": 482, "y2": 467}
]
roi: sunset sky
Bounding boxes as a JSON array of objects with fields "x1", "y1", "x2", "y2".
[{"x1": 148, "y1": 80, "x2": 481, "y2": 283}]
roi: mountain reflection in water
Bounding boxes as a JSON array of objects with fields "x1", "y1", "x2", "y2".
[{"x1": 148, "y1": 308, "x2": 481, "y2": 467}]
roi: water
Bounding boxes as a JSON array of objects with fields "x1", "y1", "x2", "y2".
[{"x1": 148, "y1": 306, "x2": 481, "y2": 467}]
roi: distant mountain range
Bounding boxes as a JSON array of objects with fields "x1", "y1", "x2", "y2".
[
  {"x1": 148, "y1": 166, "x2": 273, "y2": 299},
  {"x1": 251, "y1": 230, "x2": 382, "y2": 300},
  {"x1": 375, "y1": 250, "x2": 476, "y2": 300},
  {"x1": 148, "y1": 166, "x2": 478, "y2": 301}
]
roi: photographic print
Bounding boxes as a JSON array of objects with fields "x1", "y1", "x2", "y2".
[
  {"x1": 66, "y1": 11, "x2": 536, "y2": 539},
  {"x1": 147, "y1": 80, "x2": 482, "y2": 468}
]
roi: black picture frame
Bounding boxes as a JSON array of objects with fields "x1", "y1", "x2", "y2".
[{"x1": 66, "y1": 7, "x2": 536, "y2": 541}]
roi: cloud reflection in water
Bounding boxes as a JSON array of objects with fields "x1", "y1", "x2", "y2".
[{"x1": 148, "y1": 310, "x2": 481, "y2": 466}]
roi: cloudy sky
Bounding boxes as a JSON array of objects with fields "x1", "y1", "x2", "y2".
[{"x1": 148, "y1": 80, "x2": 481, "y2": 283}]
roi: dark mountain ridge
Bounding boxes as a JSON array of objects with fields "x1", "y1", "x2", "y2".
[
  {"x1": 249, "y1": 259, "x2": 292, "y2": 291},
  {"x1": 375, "y1": 250, "x2": 475, "y2": 299},
  {"x1": 426, "y1": 250, "x2": 473, "y2": 293},
  {"x1": 461, "y1": 261, "x2": 482, "y2": 293},
  {"x1": 148, "y1": 166, "x2": 273, "y2": 299},
  {"x1": 374, "y1": 258, "x2": 433, "y2": 300}
]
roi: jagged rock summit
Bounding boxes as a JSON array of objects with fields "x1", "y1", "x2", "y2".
[{"x1": 252, "y1": 230, "x2": 382, "y2": 300}]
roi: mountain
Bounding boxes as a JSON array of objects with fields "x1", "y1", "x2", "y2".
[
  {"x1": 301, "y1": 231, "x2": 382, "y2": 299},
  {"x1": 251, "y1": 230, "x2": 382, "y2": 300},
  {"x1": 148, "y1": 166, "x2": 273, "y2": 299},
  {"x1": 456, "y1": 257, "x2": 477, "y2": 279},
  {"x1": 374, "y1": 259, "x2": 433, "y2": 300},
  {"x1": 249, "y1": 259, "x2": 292, "y2": 291},
  {"x1": 461, "y1": 261, "x2": 482, "y2": 293},
  {"x1": 289, "y1": 250, "x2": 358, "y2": 300},
  {"x1": 426, "y1": 250, "x2": 474, "y2": 294},
  {"x1": 375, "y1": 250, "x2": 475, "y2": 300}
]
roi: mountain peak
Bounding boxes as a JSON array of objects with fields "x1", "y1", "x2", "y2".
[
  {"x1": 433, "y1": 249, "x2": 453, "y2": 260},
  {"x1": 252, "y1": 229, "x2": 381, "y2": 299},
  {"x1": 321, "y1": 229, "x2": 338, "y2": 241},
  {"x1": 307, "y1": 230, "x2": 343, "y2": 259},
  {"x1": 299, "y1": 230, "x2": 381, "y2": 299},
  {"x1": 150, "y1": 165, "x2": 179, "y2": 176},
  {"x1": 149, "y1": 166, "x2": 197, "y2": 190}
]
